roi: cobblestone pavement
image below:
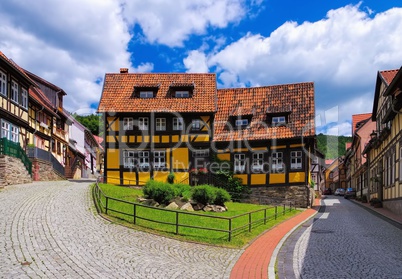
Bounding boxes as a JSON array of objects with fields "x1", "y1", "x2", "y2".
[
  {"x1": 0, "y1": 181, "x2": 242, "y2": 278},
  {"x1": 278, "y1": 196, "x2": 402, "y2": 279}
]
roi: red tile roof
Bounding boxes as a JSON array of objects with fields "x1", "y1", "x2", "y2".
[
  {"x1": 214, "y1": 82, "x2": 315, "y2": 142},
  {"x1": 380, "y1": 69, "x2": 399, "y2": 86},
  {"x1": 352, "y1": 113, "x2": 371, "y2": 134},
  {"x1": 97, "y1": 73, "x2": 216, "y2": 113}
]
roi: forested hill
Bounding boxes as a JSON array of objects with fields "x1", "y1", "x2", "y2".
[{"x1": 316, "y1": 133, "x2": 352, "y2": 159}]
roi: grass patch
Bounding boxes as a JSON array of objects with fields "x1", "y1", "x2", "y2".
[{"x1": 94, "y1": 183, "x2": 301, "y2": 248}]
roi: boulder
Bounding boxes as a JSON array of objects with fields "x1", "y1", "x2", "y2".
[
  {"x1": 180, "y1": 202, "x2": 194, "y2": 211},
  {"x1": 203, "y1": 205, "x2": 227, "y2": 212},
  {"x1": 166, "y1": 202, "x2": 179, "y2": 210}
]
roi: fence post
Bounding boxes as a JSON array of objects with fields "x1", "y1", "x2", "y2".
[
  {"x1": 283, "y1": 204, "x2": 285, "y2": 215},
  {"x1": 264, "y1": 208, "x2": 267, "y2": 225},
  {"x1": 175, "y1": 212, "x2": 179, "y2": 235},
  {"x1": 275, "y1": 206, "x2": 277, "y2": 220},
  {"x1": 249, "y1": 213, "x2": 252, "y2": 232},
  {"x1": 228, "y1": 218, "x2": 232, "y2": 242},
  {"x1": 105, "y1": 197, "x2": 109, "y2": 214},
  {"x1": 133, "y1": 204, "x2": 136, "y2": 225}
]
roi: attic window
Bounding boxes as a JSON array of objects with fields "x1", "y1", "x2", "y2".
[
  {"x1": 133, "y1": 85, "x2": 159, "y2": 98},
  {"x1": 169, "y1": 83, "x2": 194, "y2": 98},
  {"x1": 175, "y1": 91, "x2": 190, "y2": 98},
  {"x1": 235, "y1": 119, "x2": 249, "y2": 127},
  {"x1": 139, "y1": 91, "x2": 154, "y2": 98},
  {"x1": 272, "y1": 116, "x2": 286, "y2": 125}
]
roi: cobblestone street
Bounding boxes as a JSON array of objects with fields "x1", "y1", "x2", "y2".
[
  {"x1": 0, "y1": 181, "x2": 242, "y2": 278},
  {"x1": 277, "y1": 196, "x2": 402, "y2": 279}
]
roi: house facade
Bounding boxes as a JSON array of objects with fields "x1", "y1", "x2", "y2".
[
  {"x1": 363, "y1": 67, "x2": 402, "y2": 214},
  {"x1": 98, "y1": 69, "x2": 316, "y2": 207},
  {"x1": 0, "y1": 52, "x2": 34, "y2": 149},
  {"x1": 344, "y1": 113, "x2": 375, "y2": 198}
]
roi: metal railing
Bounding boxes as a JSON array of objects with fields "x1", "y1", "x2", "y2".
[
  {"x1": 27, "y1": 146, "x2": 65, "y2": 176},
  {"x1": 0, "y1": 138, "x2": 32, "y2": 175},
  {"x1": 93, "y1": 179, "x2": 294, "y2": 242}
]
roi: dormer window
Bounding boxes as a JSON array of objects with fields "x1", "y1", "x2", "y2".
[
  {"x1": 133, "y1": 85, "x2": 159, "y2": 98},
  {"x1": 235, "y1": 119, "x2": 249, "y2": 127},
  {"x1": 140, "y1": 91, "x2": 154, "y2": 98},
  {"x1": 175, "y1": 91, "x2": 190, "y2": 98},
  {"x1": 272, "y1": 116, "x2": 286, "y2": 126}
]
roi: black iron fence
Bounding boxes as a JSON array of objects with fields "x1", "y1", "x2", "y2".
[
  {"x1": 27, "y1": 147, "x2": 65, "y2": 176},
  {"x1": 93, "y1": 178, "x2": 294, "y2": 242}
]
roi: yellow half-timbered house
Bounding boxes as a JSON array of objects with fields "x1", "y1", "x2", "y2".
[{"x1": 98, "y1": 69, "x2": 216, "y2": 186}]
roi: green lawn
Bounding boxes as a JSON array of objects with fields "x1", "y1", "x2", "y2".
[{"x1": 94, "y1": 183, "x2": 301, "y2": 248}]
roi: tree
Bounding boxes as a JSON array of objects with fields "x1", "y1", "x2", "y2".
[{"x1": 73, "y1": 113, "x2": 102, "y2": 136}]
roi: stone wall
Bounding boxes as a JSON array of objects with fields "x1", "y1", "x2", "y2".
[
  {"x1": 0, "y1": 155, "x2": 32, "y2": 187},
  {"x1": 32, "y1": 159, "x2": 66, "y2": 181},
  {"x1": 246, "y1": 185, "x2": 310, "y2": 208},
  {"x1": 383, "y1": 199, "x2": 402, "y2": 215}
]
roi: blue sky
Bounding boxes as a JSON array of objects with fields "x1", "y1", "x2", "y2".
[{"x1": 0, "y1": 0, "x2": 401, "y2": 136}]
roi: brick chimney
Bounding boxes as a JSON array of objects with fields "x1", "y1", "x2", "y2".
[{"x1": 120, "y1": 68, "x2": 129, "y2": 73}]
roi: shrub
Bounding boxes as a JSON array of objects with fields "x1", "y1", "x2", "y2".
[
  {"x1": 214, "y1": 188, "x2": 231, "y2": 206},
  {"x1": 167, "y1": 172, "x2": 175, "y2": 184},
  {"x1": 192, "y1": 185, "x2": 217, "y2": 205},
  {"x1": 173, "y1": 183, "x2": 192, "y2": 199},
  {"x1": 361, "y1": 194, "x2": 368, "y2": 203},
  {"x1": 143, "y1": 180, "x2": 176, "y2": 205}
]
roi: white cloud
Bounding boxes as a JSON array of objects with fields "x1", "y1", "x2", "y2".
[
  {"x1": 121, "y1": 0, "x2": 247, "y2": 47},
  {"x1": 0, "y1": 0, "x2": 136, "y2": 112},
  {"x1": 184, "y1": 4, "x2": 402, "y2": 135},
  {"x1": 183, "y1": 50, "x2": 209, "y2": 73}
]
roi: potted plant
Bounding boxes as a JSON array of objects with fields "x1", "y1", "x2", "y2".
[{"x1": 369, "y1": 198, "x2": 382, "y2": 208}]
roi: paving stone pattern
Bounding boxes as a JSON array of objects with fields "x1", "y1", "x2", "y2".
[
  {"x1": 288, "y1": 197, "x2": 402, "y2": 279},
  {"x1": 0, "y1": 181, "x2": 242, "y2": 278}
]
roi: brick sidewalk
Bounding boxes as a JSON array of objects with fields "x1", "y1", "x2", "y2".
[{"x1": 230, "y1": 200, "x2": 320, "y2": 279}]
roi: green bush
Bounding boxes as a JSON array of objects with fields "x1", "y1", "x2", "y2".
[
  {"x1": 192, "y1": 185, "x2": 217, "y2": 205},
  {"x1": 214, "y1": 188, "x2": 231, "y2": 206},
  {"x1": 173, "y1": 183, "x2": 192, "y2": 199},
  {"x1": 167, "y1": 172, "x2": 175, "y2": 184},
  {"x1": 143, "y1": 180, "x2": 176, "y2": 205}
]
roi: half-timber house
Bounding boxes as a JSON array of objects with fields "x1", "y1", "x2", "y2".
[{"x1": 98, "y1": 69, "x2": 316, "y2": 207}]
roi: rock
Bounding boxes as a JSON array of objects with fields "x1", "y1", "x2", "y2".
[
  {"x1": 191, "y1": 202, "x2": 205, "y2": 211},
  {"x1": 203, "y1": 205, "x2": 227, "y2": 212},
  {"x1": 180, "y1": 202, "x2": 194, "y2": 211},
  {"x1": 166, "y1": 202, "x2": 179, "y2": 210}
]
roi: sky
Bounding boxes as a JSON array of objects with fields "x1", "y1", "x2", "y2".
[{"x1": 0, "y1": 0, "x2": 401, "y2": 136}]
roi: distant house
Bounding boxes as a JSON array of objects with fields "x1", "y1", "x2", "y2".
[
  {"x1": 363, "y1": 66, "x2": 402, "y2": 214},
  {"x1": 344, "y1": 113, "x2": 376, "y2": 197},
  {"x1": 98, "y1": 69, "x2": 316, "y2": 207}
]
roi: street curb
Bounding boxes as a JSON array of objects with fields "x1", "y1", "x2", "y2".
[{"x1": 268, "y1": 202, "x2": 321, "y2": 279}]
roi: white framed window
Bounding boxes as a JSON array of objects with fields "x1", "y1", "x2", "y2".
[
  {"x1": 193, "y1": 149, "x2": 209, "y2": 157},
  {"x1": 123, "y1": 117, "x2": 133, "y2": 130},
  {"x1": 272, "y1": 116, "x2": 286, "y2": 125},
  {"x1": 175, "y1": 91, "x2": 189, "y2": 98},
  {"x1": 139, "y1": 151, "x2": 149, "y2": 168},
  {"x1": 11, "y1": 80, "x2": 18, "y2": 103},
  {"x1": 156, "y1": 118, "x2": 166, "y2": 131},
  {"x1": 252, "y1": 153, "x2": 264, "y2": 172},
  {"x1": 191, "y1": 119, "x2": 201, "y2": 130},
  {"x1": 11, "y1": 126, "x2": 18, "y2": 142},
  {"x1": 138, "y1": 117, "x2": 148, "y2": 130},
  {"x1": 0, "y1": 70, "x2": 6, "y2": 97},
  {"x1": 153, "y1": 151, "x2": 166, "y2": 168},
  {"x1": 291, "y1": 151, "x2": 302, "y2": 169},
  {"x1": 234, "y1": 153, "x2": 246, "y2": 172},
  {"x1": 173, "y1": 117, "x2": 184, "y2": 130},
  {"x1": 139, "y1": 91, "x2": 153, "y2": 98},
  {"x1": 21, "y1": 88, "x2": 28, "y2": 109},
  {"x1": 235, "y1": 119, "x2": 248, "y2": 126},
  {"x1": 123, "y1": 150, "x2": 137, "y2": 168},
  {"x1": 1, "y1": 120, "x2": 11, "y2": 140},
  {"x1": 272, "y1": 152, "x2": 283, "y2": 172}
]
